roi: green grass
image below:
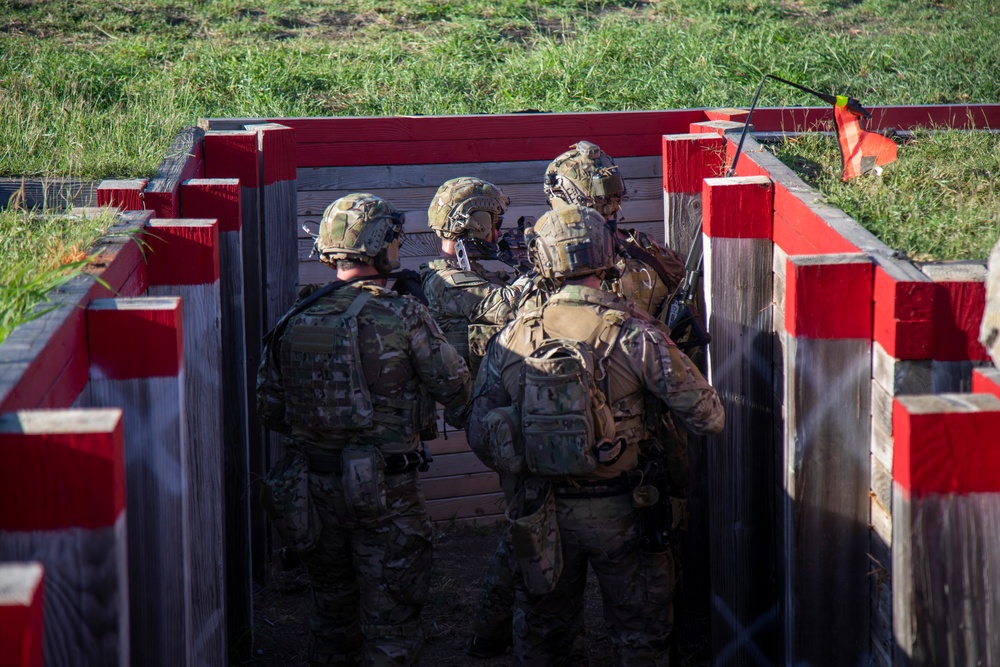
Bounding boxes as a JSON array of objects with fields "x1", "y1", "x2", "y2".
[
  {"x1": 1, "y1": 0, "x2": 999, "y2": 179},
  {"x1": 0, "y1": 207, "x2": 120, "y2": 345},
  {"x1": 768, "y1": 129, "x2": 1000, "y2": 261}
]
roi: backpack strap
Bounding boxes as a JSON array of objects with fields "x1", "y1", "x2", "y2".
[{"x1": 338, "y1": 290, "x2": 373, "y2": 324}]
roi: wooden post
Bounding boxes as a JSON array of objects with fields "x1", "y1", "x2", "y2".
[
  {"x1": 701, "y1": 175, "x2": 778, "y2": 665},
  {"x1": 921, "y1": 262, "x2": 990, "y2": 391},
  {"x1": 85, "y1": 297, "x2": 188, "y2": 667},
  {"x1": 892, "y1": 393, "x2": 1000, "y2": 666},
  {"x1": 0, "y1": 409, "x2": 128, "y2": 666},
  {"x1": 180, "y1": 178, "x2": 253, "y2": 659},
  {"x1": 662, "y1": 133, "x2": 724, "y2": 258},
  {"x1": 0, "y1": 563, "x2": 44, "y2": 667},
  {"x1": 96, "y1": 179, "x2": 148, "y2": 211},
  {"x1": 144, "y1": 219, "x2": 226, "y2": 667},
  {"x1": 783, "y1": 253, "x2": 873, "y2": 666},
  {"x1": 143, "y1": 127, "x2": 205, "y2": 219},
  {"x1": 203, "y1": 129, "x2": 267, "y2": 583}
]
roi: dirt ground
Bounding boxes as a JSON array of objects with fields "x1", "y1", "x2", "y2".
[{"x1": 241, "y1": 523, "x2": 711, "y2": 666}]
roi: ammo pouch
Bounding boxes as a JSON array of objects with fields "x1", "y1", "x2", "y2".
[
  {"x1": 341, "y1": 445, "x2": 388, "y2": 521},
  {"x1": 478, "y1": 405, "x2": 524, "y2": 474},
  {"x1": 507, "y1": 480, "x2": 563, "y2": 595},
  {"x1": 261, "y1": 449, "x2": 321, "y2": 553}
]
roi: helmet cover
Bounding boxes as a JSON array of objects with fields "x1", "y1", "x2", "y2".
[
  {"x1": 427, "y1": 177, "x2": 510, "y2": 241},
  {"x1": 315, "y1": 193, "x2": 405, "y2": 268},
  {"x1": 528, "y1": 204, "x2": 616, "y2": 280},
  {"x1": 543, "y1": 140, "x2": 627, "y2": 219}
]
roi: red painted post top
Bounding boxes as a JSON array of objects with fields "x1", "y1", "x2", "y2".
[
  {"x1": 87, "y1": 298, "x2": 183, "y2": 380},
  {"x1": 180, "y1": 179, "x2": 242, "y2": 233},
  {"x1": 0, "y1": 409, "x2": 125, "y2": 530},
  {"x1": 873, "y1": 265, "x2": 934, "y2": 360},
  {"x1": 246, "y1": 123, "x2": 298, "y2": 185},
  {"x1": 96, "y1": 179, "x2": 148, "y2": 211},
  {"x1": 203, "y1": 130, "x2": 260, "y2": 187},
  {"x1": 702, "y1": 176, "x2": 773, "y2": 240},
  {"x1": 785, "y1": 253, "x2": 873, "y2": 339},
  {"x1": 705, "y1": 108, "x2": 751, "y2": 124},
  {"x1": 893, "y1": 393, "x2": 1000, "y2": 496},
  {"x1": 931, "y1": 280, "x2": 989, "y2": 362},
  {"x1": 0, "y1": 562, "x2": 45, "y2": 667},
  {"x1": 972, "y1": 368, "x2": 1000, "y2": 399},
  {"x1": 144, "y1": 219, "x2": 221, "y2": 286},
  {"x1": 662, "y1": 133, "x2": 725, "y2": 193}
]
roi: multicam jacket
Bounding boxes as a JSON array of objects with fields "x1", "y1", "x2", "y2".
[
  {"x1": 469, "y1": 284, "x2": 724, "y2": 481},
  {"x1": 256, "y1": 280, "x2": 471, "y2": 454},
  {"x1": 419, "y1": 257, "x2": 524, "y2": 361}
]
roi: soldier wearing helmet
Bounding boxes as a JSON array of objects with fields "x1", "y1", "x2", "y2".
[
  {"x1": 420, "y1": 177, "x2": 531, "y2": 375},
  {"x1": 540, "y1": 140, "x2": 686, "y2": 318},
  {"x1": 256, "y1": 193, "x2": 471, "y2": 666},
  {"x1": 468, "y1": 203, "x2": 724, "y2": 666}
]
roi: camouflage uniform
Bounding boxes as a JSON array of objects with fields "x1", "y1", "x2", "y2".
[
  {"x1": 468, "y1": 206, "x2": 724, "y2": 666},
  {"x1": 257, "y1": 194, "x2": 471, "y2": 666}
]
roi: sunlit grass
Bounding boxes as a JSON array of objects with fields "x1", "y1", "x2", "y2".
[
  {"x1": 768, "y1": 129, "x2": 1000, "y2": 261},
  {"x1": 0, "y1": 207, "x2": 120, "y2": 344}
]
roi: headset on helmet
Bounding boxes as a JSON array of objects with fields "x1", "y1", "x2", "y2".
[
  {"x1": 527, "y1": 204, "x2": 616, "y2": 281},
  {"x1": 543, "y1": 141, "x2": 627, "y2": 221},
  {"x1": 315, "y1": 193, "x2": 405, "y2": 272},
  {"x1": 427, "y1": 177, "x2": 510, "y2": 242}
]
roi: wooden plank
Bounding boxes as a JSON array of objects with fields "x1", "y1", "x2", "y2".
[
  {"x1": 85, "y1": 297, "x2": 189, "y2": 667},
  {"x1": 419, "y1": 451, "x2": 492, "y2": 478},
  {"x1": 433, "y1": 514, "x2": 505, "y2": 529},
  {"x1": 296, "y1": 155, "x2": 660, "y2": 191},
  {"x1": 0, "y1": 177, "x2": 98, "y2": 210},
  {"x1": 421, "y1": 472, "x2": 500, "y2": 501},
  {"x1": 144, "y1": 126, "x2": 206, "y2": 218},
  {"x1": 921, "y1": 261, "x2": 989, "y2": 363},
  {"x1": 0, "y1": 563, "x2": 44, "y2": 667},
  {"x1": 426, "y1": 492, "x2": 506, "y2": 522},
  {"x1": 423, "y1": 431, "x2": 471, "y2": 456},
  {"x1": 870, "y1": 454, "x2": 893, "y2": 516}
]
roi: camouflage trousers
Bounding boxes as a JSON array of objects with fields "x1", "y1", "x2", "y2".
[
  {"x1": 301, "y1": 468, "x2": 433, "y2": 666},
  {"x1": 512, "y1": 491, "x2": 676, "y2": 667}
]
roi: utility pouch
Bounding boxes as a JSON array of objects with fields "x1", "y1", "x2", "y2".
[
  {"x1": 261, "y1": 449, "x2": 321, "y2": 553},
  {"x1": 507, "y1": 481, "x2": 562, "y2": 595},
  {"x1": 340, "y1": 445, "x2": 388, "y2": 520}
]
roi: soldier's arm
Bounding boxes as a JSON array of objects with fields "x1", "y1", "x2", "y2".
[
  {"x1": 405, "y1": 300, "x2": 472, "y2": 428},
  {"x1": 255, "y1": 334, "x2": 291, "y2": 434},
  {"x1": 466, "y1": 333, "x2": 510, "y2": 454},
  {"x1": 623, "y1": 321, "x2": 725, "y2": 435}
]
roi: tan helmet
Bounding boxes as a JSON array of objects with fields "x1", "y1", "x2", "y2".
[
  {"x1": 543, "y1": 141, "x2": 627, "y2": 220},
  {"x1": 528, "y1": 204, "x2": 616, "y2": 281},
  {"x1": 315, "y1": 193, "x2": 405, "y2": 271},
  {"x1": 427, "y1": 177, "x2": 510, "y2": 241}
]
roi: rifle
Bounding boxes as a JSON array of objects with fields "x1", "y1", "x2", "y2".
[{"x1": 663, "y1": 231, "x2": 711, "y2": 352}]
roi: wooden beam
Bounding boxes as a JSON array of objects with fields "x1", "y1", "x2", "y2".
[
  {"x1": 0, "y1": 563, "x2": 44, "y2": 667},
  {"x1": 144, "y1": 127, "x2": 205, "y2": 218}
]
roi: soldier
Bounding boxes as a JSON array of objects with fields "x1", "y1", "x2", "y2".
[
  {"x1": 256, "y1": 193, "x2": 471, "y2": 666},
  {"x1": 468, "y1": 204, "x2": 724, "y2": 666},
  {"x1": 420, "y1": 176, "x2": 531, "y2": 377},
  {"x1": 981, "y1": 235, "x2": 1000, "y2": 369}
]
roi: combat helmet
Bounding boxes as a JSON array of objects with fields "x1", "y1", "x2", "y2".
[
  {"x1": 427, "y1": 177, "x2": 510, "y2": 242},
  {"x1": 528, "y1": 204, "x2": 616, "y2": 281},
  {"x1": 315, "y1": 193, "x2": 405, "y2": 272},
  {"x1": 543, "y1": 140, "x2": 627, "y2": 220}
]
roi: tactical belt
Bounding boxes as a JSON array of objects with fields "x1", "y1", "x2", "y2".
[
  {"x1": 306, "y1": 446, "x2": 432, "y2": 476},
  {"x1": 553, "y1": 475, "x2": 632, "y2": 499}
]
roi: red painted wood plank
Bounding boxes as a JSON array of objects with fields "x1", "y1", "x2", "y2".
[
  {"x1": 85, "y1": 236, "x2": 148, "y2": 299},
  {"x1": 932, "y1": 281, "x2": 989, "y2": 362},
  {"x1": 144, "y1": 220, "x2": 220, "y2": 286},
  {"x1": 662, "y1": 133, "x2": 725, "y2": 193},
  {"x1": 785, "y1": 254, "x2": 873, "y2": 339},
  {"x1": 203, "y1": 131, "x2": 260, "y2": 187},
  {"x1": 972, "y1": 368, "x2": 1000, "y2": 399},
  {"x1": 773, "y1": 182, "x2": 860, "y2": 256},
  {"x1": 0, "y1": 409, "x2": 125, "y2": 530},
  {"x1": 893, "y1": 394, "x2": 1000, "y2": 496},
  {"x1": 702, "y1": 176, "x2": 773, "y2": 239},
  {"x1": 181, "y1": 179, "x2": 242, "y2": 233},
  {"x1": 0, "y1": 563, "x2": 44, "y2": 667},
  {"x1": 247, "y1": 124, "x2": 297, "y2": 185},
  {"x1": 87, "y1": 298, "x2": 183, "y2": 380},
  {"x1": 873, "y1": 266, "x2": 934, "y2": 360},
  {"x1": 96, "y1": 179, "x2": 147, "y2": 211}
]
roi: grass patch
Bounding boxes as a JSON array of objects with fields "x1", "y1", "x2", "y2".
[
  {"x1": 768, "y1": 129, "x2": 1000, "y2": 261},
  {"x1": 1, "y1": 0, "x2": 998, "y2": 179},
  {"x1": 0, "y1": 207, "x2": 120, "y2": 345}
]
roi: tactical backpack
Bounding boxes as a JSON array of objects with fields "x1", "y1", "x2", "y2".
[
  {"x1": 519, "y1": 313, "x2": 626, "y2": 476},
  {"x1": 280, "y1": 290, "x2": 375, "y2": 432}
]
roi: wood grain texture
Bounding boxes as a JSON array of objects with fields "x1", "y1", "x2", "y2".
[
  {"x1": 703, "y1": 234, "x2": 778, "y2": 665},
  {"x1": 96, "y1": 179, "x2": 147, "y2": 211},
  {"x1": 785, "y1": 253, "x2": 873, "y2": 340},
  {"x1": 0, "y1": 177, "x2": 98, "y2": 210},
  {"x1": 784, "y1": 336, "x2": 872, "y2": 667},
  {"x1": 146, "y1": 280, "x2": 226, "y2": 667},
  {"x1": 0, "y1": 562, "x2": 44, "y2": 667},
  {"x1": 662, "y1": 133, "x2": 725, "y2": 193},
  {"x1": 144, "y1": 127, "x2": 206, "y2": 218},
  {"x1": 0, "y1": 519, "x2": 127, "y2": 667}
]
